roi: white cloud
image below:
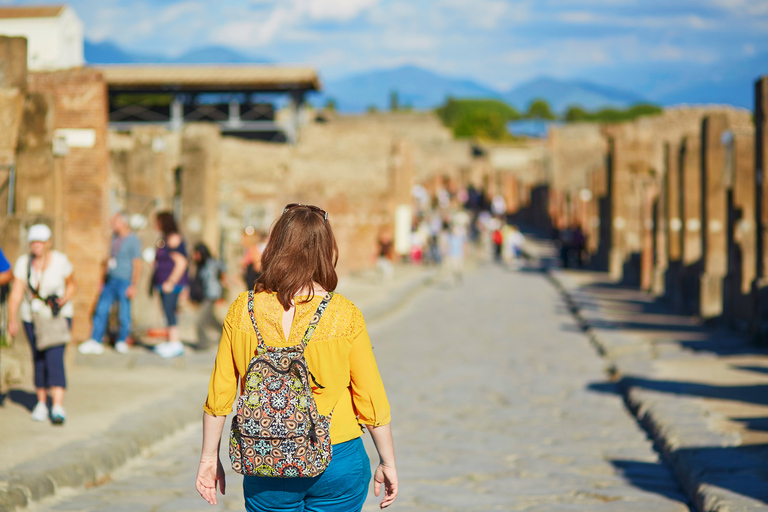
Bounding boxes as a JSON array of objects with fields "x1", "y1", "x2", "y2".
[
  {"x1": 211, "y1": 0, "x2": 380, "y2": 48},
  {"x1": 744, "y1": 43, "x2": 756, "y2": 55},
  {"x1": 306, "y1": 0, "x2": 379, "y2": 21},
  {"x1": 709, "y1": 0, "x2": 768, "y2": 16},
  {"x1": 503, "y1": 48, "x2": 549, "y2": 65},
  {"x1": 556, "y1": 10, "x2": 714, "y2": 29}
]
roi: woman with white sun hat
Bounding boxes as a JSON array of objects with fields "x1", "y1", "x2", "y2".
[{"x1": 7, "y1": 224, "x2": 76, "y2": 425}]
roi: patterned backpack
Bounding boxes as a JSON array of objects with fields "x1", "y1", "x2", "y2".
[{"x1": 229, "y1": 290, "x2": 334, "y2": 478}]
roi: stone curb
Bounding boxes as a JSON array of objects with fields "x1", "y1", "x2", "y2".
[
  {"x1": 543, "y1": 267, "x2": 768, "y2": 512},
  {"x1": 0, "y1": 389, "x2": 201, "y2": 512},
  {"x1": 0, "y1": 266, "x2": 437, "y2": 512}
]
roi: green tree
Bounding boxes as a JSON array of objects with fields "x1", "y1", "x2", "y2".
[
  {"x1": 367, "y1": 105, "x2": 379, "y2": 114},
  {"x1": 435, "y1": 98, "x2": 522, "y2": 140},
  {"x1": 525, "y1": 98, "x2": 556, "y2": 120},
  {"x1": 452, "y1": 111, "x2": 508, "y2": 140},
  {"x1": 390, "y1": 90, "x2": 399, "y2": 112},
  {"x1": 564, "y1": 105, "x2": 589, "y2": 122},
  {"x1": 562, "y1": 103, "x2": 663, "y2": 124},
  {"x1": 324, "y1": 98, "x2": 337, "y2": 112}
]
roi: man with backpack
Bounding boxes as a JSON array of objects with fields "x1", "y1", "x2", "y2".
[{"x1": 190, "y1": 242, "x2": 225, "y2": 351}]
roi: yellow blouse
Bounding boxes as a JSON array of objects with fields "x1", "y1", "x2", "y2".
[{"x1": 204, "y1": 291, "x2": 391, "y2": 444}]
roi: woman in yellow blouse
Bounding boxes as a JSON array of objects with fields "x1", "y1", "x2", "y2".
[{"x1": 196, "y1": 204, "x2": 398, "y2": 511}]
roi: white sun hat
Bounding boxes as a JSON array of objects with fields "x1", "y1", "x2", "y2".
[{"x1": 27, "y1": 224, "x2": 52, "y2": 243}]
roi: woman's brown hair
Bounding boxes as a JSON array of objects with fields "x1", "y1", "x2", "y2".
[
  {"x1": 255, "y1": 206, "x2": 338, "y2": 310},
  {"x1": 156, "y1": 211, "x2": 179, "y2": 238}
]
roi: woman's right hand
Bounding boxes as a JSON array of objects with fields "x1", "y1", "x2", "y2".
[
  {"x1": 373, "y1": 463, "x2": 398, "y2": 509},
  {"x1": 7, "y1": 318, "x2": 18, "y2": 338},
  {"x1": 195, "y1": 458, "x2": 226, "y2": 505}
]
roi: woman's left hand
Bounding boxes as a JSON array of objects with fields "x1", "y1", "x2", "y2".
[
  {"x1": 161, "y1": 281, "x2": 174, "y2": 294},
  {"x1": 196, "y1": 458, "x2": 226, "y2": 505}
]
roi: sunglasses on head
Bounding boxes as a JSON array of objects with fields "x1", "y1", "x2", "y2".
[{"x1": 283, "y1": 203, "x2": 328, "y2": 223}]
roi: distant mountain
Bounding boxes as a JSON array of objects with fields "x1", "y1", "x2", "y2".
[
  {"x1": 655, "y1": 52, "x2": 768, "y2": 109},
  {"x1": 504, "y1": 77, "x2": 647, "y2": 113},
  {"x1": 85, "y1": 40, "x2": 152, "y2": 64},
  {"x1": 317, "y1": 65, "x2": 500, "y2": 112},
  {"x1": 316, "y1": 66, "x2": 648, "y2": 113},
  {"x1": 84, "y1": 39, "x2": 269, "y2": 65}
]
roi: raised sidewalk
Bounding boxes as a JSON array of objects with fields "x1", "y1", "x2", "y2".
[
  {"x1": 0, "y1": 264, "x2": 437, "y2": 512},
  {"x1": 527, "y1": 238, "x2": 768, "y2": 512}
]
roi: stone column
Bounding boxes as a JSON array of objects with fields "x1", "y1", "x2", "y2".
[
  {"x1": 753, "y1": 77, "x2": 768, "y2": 341},
  {"x1": 700, "y1": 114, "x2": 729, "y2": 319},
  {"x1": 727, "y1": 130, "x2": 756, "y2": 327},
  {"x1": 180, "y1": 123, "x2": 221, "y2": 252},
  {"x1": 680, "y1": 134, "x2": 703, "y2": 315},
  {"x1": 0, "y1": 36, "x2": 27, "y2": 260},
  {"x1": 608, "y1": 132, "x2": 641, "y2": 284},
  {"x1": 17, "y1": 69, "x2": 112, "y2": 342},
  {"x1": 665, "y1": 140, "x2": 684, "y2": 306},
  {"x1": 757, "y1": 77, "x2": 768, "y2": 282}
]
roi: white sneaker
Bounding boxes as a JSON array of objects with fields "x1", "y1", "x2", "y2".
[
  {"x1": 114, "y1": 341, "x2": 129, "y2": 354},
  {"x1": 78, "y1": 339, "x2": 104, "y2": 355},
  {"x1": 31, "y1": 402, "x2": 49, "y2": 422},
  {"x1": 155, "y1": 340, "x2": 184, "y2": 359},
  {"x1": 51, "y1": 405, "x2": 66, "y2": 425}
]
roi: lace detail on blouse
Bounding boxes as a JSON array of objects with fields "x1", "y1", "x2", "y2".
[{"x1": 226, "y1": 291, "x2": 363, "y2": 344}]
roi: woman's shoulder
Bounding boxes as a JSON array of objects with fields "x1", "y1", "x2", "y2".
[
  {"x1": 226, "y1": 291, "x2": 251, "y2": 314},
  {"x1": 50, "y1": 250, "x2": 72, "y2": 266},
  {"x1": 327, "y1": 292, "x2": 365, "y2": 331},
  {"x1": 166, "y1": 233, "x2": 183, "y2": 249}
]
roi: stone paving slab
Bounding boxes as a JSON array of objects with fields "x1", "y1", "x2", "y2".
[{"x1": 546, "y1": 266, "x2": 768, "y2": 512}]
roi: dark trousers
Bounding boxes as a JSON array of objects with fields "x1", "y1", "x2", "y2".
[{"x1": 23, "y1": 321, "x2": 68, "y2": 389}]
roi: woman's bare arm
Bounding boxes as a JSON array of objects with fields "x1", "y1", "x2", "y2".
[
  {"x1": 196, "y1": 412, "x2": 227, "y2": 505},
  {"x1": 366, "y1": 423, "x2": 398, "y2": 509}
]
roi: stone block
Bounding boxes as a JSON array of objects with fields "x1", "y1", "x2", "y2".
[{"x1": 0, "y1": 36, "x2": 27, "y2": 91}]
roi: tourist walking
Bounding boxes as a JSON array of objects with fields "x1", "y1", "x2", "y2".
[
  {"x1": 7, "y1": 224, "x2": 75, "y2": 424},
  {"x1": 196, "y1": 203, "x2": 398, "y2": 511},
  {"x1": 189, "y1": 242, "x2": 224, "y2": 351},
  {"x1": 446, "y1": 223, "x2": 468, "y2": 283},
  {"x1": 376, "y1": 227, "x2": 395, "y2": 283},
  {"x1": 241, "y1": 230, "x2": 264, "y2": 291},
  {"x1": 79, "y1": 212, "x2": 142, "y2": 355},
  {"x1": 151, "y1": 211, "x2": 188, "y2": 359},
  {"x1": 507, "y1": 225, "x2": 525, "y2": 268}
]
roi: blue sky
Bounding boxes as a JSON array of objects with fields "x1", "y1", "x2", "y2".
[{"x1": 6, "y1": 0, "x2": 768, "y2": 97}]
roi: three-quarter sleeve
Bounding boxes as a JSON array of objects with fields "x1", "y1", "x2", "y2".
[
  {"x1": 203, "y1": 302, "x2": 240, "y2": 416},
  {"x1": 348, "y1": 317, "x2": 391, "y2": 427}
]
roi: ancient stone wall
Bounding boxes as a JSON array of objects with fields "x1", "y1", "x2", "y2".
[{"x1": 16, "y1": 68, "x2": 109, "y2": 341}]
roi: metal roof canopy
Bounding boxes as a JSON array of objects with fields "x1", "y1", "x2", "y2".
[
  {"x1": 98, "y1": 65, "x2": 320, "y2": 143},
  {"x1": 97, "y1": 65, "x2": 321, "y2": 93}
]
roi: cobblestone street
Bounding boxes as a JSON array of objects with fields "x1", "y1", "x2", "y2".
[{"x1": 32, "y1": 264, "x2": 691, "y2": 512}]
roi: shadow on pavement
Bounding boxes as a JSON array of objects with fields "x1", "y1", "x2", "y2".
[
  {"x1": 609, "y1": 459, "x2": 693, "y2": 509},
  {"x1": 0, "y1": 388, "x2": 37, "y2": 411},
  {"x1": 588, "y1": 378, "x2": 768, "y2": 408},
  {"x1": 590, "y1": 378, "x2": 768, "y2": 506}
]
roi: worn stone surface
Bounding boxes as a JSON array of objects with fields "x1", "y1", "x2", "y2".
[
  {"x1": 31, "y1": 263, "x2": 690, "y2": 512},
  {"x1": 547, "y1": 257, "x2": 768, "y2": 512}
]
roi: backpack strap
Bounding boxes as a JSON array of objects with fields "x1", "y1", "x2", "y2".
[
  {"x1": 247, "y1": 291, "x2": 334, "y2": 348},
  {"x1": 301, "y1": 292, "x2": 334, "y2": 346},
  {"x1": 247, "y1": 291, "x2": 267, "y2": 347}
]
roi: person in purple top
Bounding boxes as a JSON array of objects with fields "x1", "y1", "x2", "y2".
[{"x1": 152, "y1": 211, "x2": 188, "y2": 358}]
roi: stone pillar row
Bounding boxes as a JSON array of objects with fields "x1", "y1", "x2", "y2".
[{"x1": 512, "y1": 79, "x2": 768, "y2": 339}]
